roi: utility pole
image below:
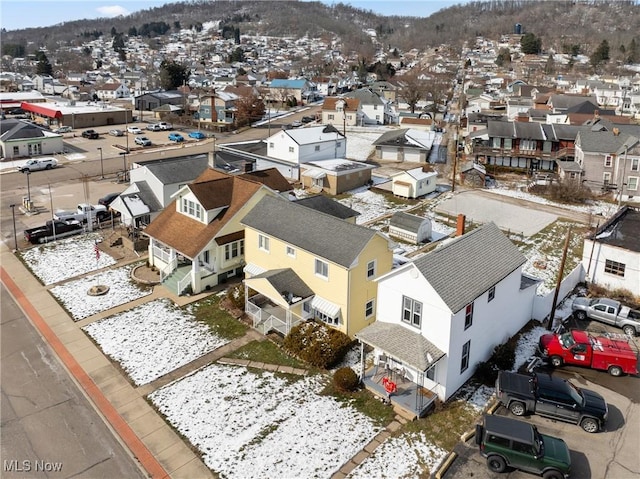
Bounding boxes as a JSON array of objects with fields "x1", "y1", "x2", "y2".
[
  {"x1": 548, "y1": 225, "x2": 571, "y2": 330},
  {"x1": 451, "y1": 127, "x2": 458, "y2": 193}
]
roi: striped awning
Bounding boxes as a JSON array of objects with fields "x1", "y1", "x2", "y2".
[
  {"x1": 310, "y1": 295, "x2": 340, "y2": 318},
  {"x1": 302, "y1": 169, "x2": 327, "y2": 179},
  {"x1": 243, "y1": 263, "x2": 266, "y2": 276}
]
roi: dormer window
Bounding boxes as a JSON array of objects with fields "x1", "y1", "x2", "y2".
[{"x1": 182, "y1": 198, "x2": 202, "y2": 220}]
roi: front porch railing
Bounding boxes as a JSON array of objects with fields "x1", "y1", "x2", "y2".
[
  {"x1": 160, "y1": 256, "x2": 177, "y2": 281},
  {"x1": 176, "y1": 270, "x2": 192, "y2": 296},
  {"x1": 153, "y1": 244, "x2": 172, "y2": 263}
]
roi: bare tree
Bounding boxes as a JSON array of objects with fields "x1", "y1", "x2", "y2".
[{"x1": 398, "y1": 71, "x2": 428, "y2": 114}]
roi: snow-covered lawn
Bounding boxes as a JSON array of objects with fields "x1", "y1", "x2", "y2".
[
  {"x1": 338, "y1": 188, "x2": 409, "y2": 224},
  {"x1": 83, "y1": 299, "x2": 228, "y2": 385},
  {"x1": 347, "y1": 431, "x2": 447, "y2": 479},
  {"x1": 512, "y1": 325, "x2": 549, "y2": 372},
  {"x1": 149, "y1": 364, "x2": 381, "y2": 479},
  {"x1": 21, "y1": 233, "x2": 116, "y2": 285},
  {"x1": 50, "y1": 264, "x2": 152, "y2": 321}
]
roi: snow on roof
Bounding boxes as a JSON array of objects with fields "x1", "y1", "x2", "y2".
[
  {"x1": 286, "y1": 125, "x2": 343, "y2": 145},
  {"x1": 123, "y1": 194, "x2": 151, "y2": 216},
  {"x1": 305, "y1": 158, "x2": 374, "y2": 173},
  {"x1": 405, "y1": 129, "x2": 438, "y2": 149}
]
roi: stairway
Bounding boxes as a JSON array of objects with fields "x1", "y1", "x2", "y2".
[{"x1": 162, "y1": 265, "x2": 191, "y2": 295}]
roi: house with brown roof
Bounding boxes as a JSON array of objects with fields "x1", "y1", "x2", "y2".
[
  {"x1": 321, "y1": 97, "x2": 363, "y2": 128},
  {"x1": 144, "y1": 168, "x2": 286, "y2": 295}
]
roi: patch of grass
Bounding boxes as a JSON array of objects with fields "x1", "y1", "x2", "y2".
[
  {"x1": 228, "y1": 340, "x2": 306, "y2": 369},
  {"x1": 321, "y1": 380, "x2": 396, "y2": 427},
  {"x1": 402, "y1": 399, "x2": 479, "y2": 451},
  {"x1": 190, "y1": 296, "x2": 248, "y2": 340}
]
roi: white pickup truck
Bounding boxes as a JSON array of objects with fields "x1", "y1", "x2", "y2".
[
  {"x1": 572, "y1": 297, "x2": 640, "y2": 337},
  {"x1": 54, "y1": 203, "x2": 108, "y2": 223},
  {"x1": 17, "y1": 157, "x2": 58, "y2": 172}
]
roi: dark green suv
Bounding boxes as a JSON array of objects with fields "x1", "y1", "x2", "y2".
[{"x1": 476, "y1": 415, "x2": 571, "y2": 479}]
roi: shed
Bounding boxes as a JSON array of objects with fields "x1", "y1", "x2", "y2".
[{"x1": 388, "y1": 212, "x2": 431, "y2": 244}]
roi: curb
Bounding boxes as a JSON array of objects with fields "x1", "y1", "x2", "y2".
[{"x1": 434, "y1": 451, "x2": 457, "y2": 479}]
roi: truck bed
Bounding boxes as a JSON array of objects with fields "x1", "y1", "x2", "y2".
[{"x1": 497, "y1": 371, "x2": 534, "y2": 398}]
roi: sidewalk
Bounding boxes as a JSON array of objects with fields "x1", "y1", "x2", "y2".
[{"x1": 0, "y1": 242, "x2": 213, "y2": 479}]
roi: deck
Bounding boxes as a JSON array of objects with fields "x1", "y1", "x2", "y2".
[{"x1": 362, "y1": 366, "x2": 438, "y2": 420}]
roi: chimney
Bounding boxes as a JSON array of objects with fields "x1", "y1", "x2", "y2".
[
  {"x1": 456, "y1": 214, "x2": 466, "y2": 237},
  {"x1": 613, "y1": 128, "x2": 620, "y2": 136},
  {"x1": 208, "y1": 150, "x2": 215, "y2": 168}
]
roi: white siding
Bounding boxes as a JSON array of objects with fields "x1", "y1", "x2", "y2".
[{"x1": 583, "y1": 239, "x2": 640, "y2": 293}]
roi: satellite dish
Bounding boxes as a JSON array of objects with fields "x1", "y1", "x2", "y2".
[{"x1": 410, "y1": 267, "x2": 419, "y2": 279}]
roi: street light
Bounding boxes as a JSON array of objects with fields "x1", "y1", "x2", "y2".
[
  {"x1": 125, "y1": 111, "x2": 129, "y2": 153},
  {"x1": 119, "y1": 151, "x2": 128, "y2": 182},
  {"x1": 97, "y1": 147, "x2": 104, "y2": 179},
  {"x1": 9, "y1": 204, "x2": 18, "y2": 251},
  {"x1": 25, "y1": 170, "x2": 31, "y2": 203}
]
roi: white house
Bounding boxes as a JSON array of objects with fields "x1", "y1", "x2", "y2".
[
  {"x1": 582, "y1": 206, "x2": 640, "y2": 294},
  {"x1": 262, "y1": 125, "x2": 346, "y2": 180},
  {"x1": 390, "y1": 167, "x2": 437, "y2": 198},
  {"x1": 356, "y1": 222, "x2": 537, "y2": 415}
]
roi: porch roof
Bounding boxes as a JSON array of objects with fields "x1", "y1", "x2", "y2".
[
  {"x1": 356, "y1": 322, "x2": 445, "y2": 372},
  {"x1": 247, "y1": 268, "x2": 314, "y2": 304}
]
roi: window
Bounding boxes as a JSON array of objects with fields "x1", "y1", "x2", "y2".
[
  {"x1": 13, "y1": 146, "x2": 19, "y2": 156},
  {"x1": 631, "y1": 159, "x2": 639, "y2": 172},
  {"x1": 258, "y1": 234, "x2": 270, "y2": 252},
  {"x1": 492, "y1": 137, "x2": 501, "y2": 148},
  {"x1": 603, "y1": 172, "x2": 611, "y2": 186},
  {"x1": 269, "y1": 142, "x2": 274, "y2": 148},
  {"x1": 182, "y1": 198, "x2": 202, "y2": 220},
  {"x1": 365, "y1": 299, "x2": 375, "y2": 318},
  {"x1": 604, "y1": 155, "x2": 613, "y2": 167},
  {"x1": 315, "y1": 145, "x2": 320, "y2": 151},
  {"x1": 373, "y1": 104, "x2": 378, "y2": 110},
  {"x1": 604, "y1": 259, "x2": 625, "y2": 277},
  {"x1": 315, "y1": 309, "x2": 338, "y2": 325},
  {"x1": 503, "y1": 138, "x2": 512, "y2": 149},
  {"x1": 336, "y1": 142, "x2": 342, "y2": 147},
  {"x1": 288, "y1": 146, "x2": 294, "y2": 153},
  {"x1": 487, "y1": 434, "x2": 510, "y2": 448},
  {"x1": 303, "y1": 301, "x2": 311, "y2": 313},
  {"x1": 315, "y1": 258, "x2": 328, "y2": 278},
  {"x1": 460, "y1": 340, "x2": 471, "y2": 373},
  {"x1": 224, "y1": 240, "x2": 244, "y2": 261},
  {"x1": 512, "y1": 441, "x2": 533, "y2": 454},
  {"x1": 426, "y1": 365, "x2": 436, "y2": 381},
  {"x1": 464, "y1": 302, "x2": 474, "y2": 330},
  {"x1": 328, "y1": 114, "x2": 334, "y2": 120},
  {"x1": 488, "y1": 286, "x2": 495, "y2": 302},
  {"x1": 628, "y1": 177, "x2": 639, "y2": 191},
  {"x1": 402, "y1": 296, "x2": 422, "y2": 328},
  {"x1": 367, "y1": 260, "x2": 376, "y2": 279},
  {"x1": 286, "y1": 245, "x2": 295, "y2": 257}
]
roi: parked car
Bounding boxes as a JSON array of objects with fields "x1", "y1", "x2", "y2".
[
  {"x1": 135, "y1": 136, "x2": 152, "y2": 146},
  {"x1": 53, "y1": 126, "x2": 73, "y2": 134},
  {"x1": 291, "y1": 120, "x2": 303, "y2": 127},
  {"x1": 109, "y1": 129, "x2": 125, "y2": 137},
  {"x1": 146, "y1": 123, "x2": 162, "y2": 131},
  {"x1": 476, "y1": 415, "x2": 571, "y2": 478},
  {"x1": 538, "y1": 330, "x2": 638, "y2": 376},
  {"x1": 496, "y1": 371, "x2": 608, "y2": 433},
  {"x1": 158, "y1": 122, "x2": 173, "y2": 130},
  {"x1": 572, "y1": 297, "x2": 640, "y2": 337},
  {"x1": 127, "y1": 126, "x2": 142, "y2": 134},
  {"x1": 24, "y1": 219, "x2": 83, "y2": 244},
  {"x1": 168, "y1": 133, "x2": 184, "y2": 142},
  {"x1": 17, "y1": 158, "x2": 58, "y2": 172},
  {"x1": 82, "y1": 129, "x2": 99, "y2": 139},
  {"x1": 301, "y1": 116, "x2": 315, "y2": 123},
  {"x1": 188, "y1": 131, "x2": 206, "y2": 140},
  {"x1": 53, "y1": 203, "x2": 108, "y2": 223},
  {"x1": 98, "y1": 192, "x2": 121, "y2": 207}
]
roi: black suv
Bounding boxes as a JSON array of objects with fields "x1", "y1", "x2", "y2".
[
  {"x1": 476, "y1": 415, "x2": 571, "y2": 478},
  {"x1": 82, "y1": 129, "x2": 99, "y2": 139}
]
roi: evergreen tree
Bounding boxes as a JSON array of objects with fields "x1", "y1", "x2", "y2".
[
  {"x1": 36, "y1": 50, "x2": 53, "y2": 76},
  {"x1": 590, "y1": 40, "x2": 610, "y2": 69},
  {"x1": 520, "y1": 33, "x2": 542, "y2": 54},
  {"x1": 495, "y1": 47, "x2": 511, "y2": 67},
  {"x1": 159, "y1": 60, "x2": 189, "y2": 90}
]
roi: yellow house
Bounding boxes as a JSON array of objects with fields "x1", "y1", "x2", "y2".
[{"x1": 241, "y1": 195, "x2": 394, "y2": 337}]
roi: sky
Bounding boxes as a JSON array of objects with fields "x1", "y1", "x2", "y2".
[{"x1": 1, "y1": 0, "x2": 468, "y2": 31}]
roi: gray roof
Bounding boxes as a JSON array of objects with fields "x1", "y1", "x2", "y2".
[
  {"x1": 355, "y1": 322, "x2": 444, "y2": 372},
  {"x1": 591, "y1": 206, "x2": 640, "y2": 253},
  {"x1": 487, "y1": 120, "x2": 515, "y2": 138},
  {"x1": 242, "y1": 195, "x2": 381, "y2": 268},
  {"x1": 412, "y1": 222, "x2": 526, "y2": 313},
  {"x1": 126, "y1": 181, "x2": 163, "y2": 213},
  {"x1": 514, "y1": 121, "x2": 546, "y2": 140},
  {"x1": 136, "y1": 154, "x2": 209, "y2": 185},
  {"x1": 293, "y1": 195, "x2": 360, "y2": 220},
  {"x1": 389, "y1": 211, "x2": 428, "y2": 233},
  {"x1": 0, "y1": 119, "x2": 49, "y2": 141},
  {"x1": 373, "y1": 129, "x2": 412, "y2": 146},
  {"x1": 250, "y1": 268, "x2": 314, "y2": 302},
  {"x1": 576, "y1": 130, "x2": 634, "y2": 154},
  {"x1": 344, "y1": 88, "x2": 385, "y2": 105},
  {"x1": 549, "y1": 94, "x2": 598, "y2": 111},
  {"x1": 556, "y1": 160, "x2": 583, "y2": 172}
]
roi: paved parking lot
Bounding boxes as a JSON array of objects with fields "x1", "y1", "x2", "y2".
[{"x1": 445, "y1": 377, "x2": 639, "y2": 479}]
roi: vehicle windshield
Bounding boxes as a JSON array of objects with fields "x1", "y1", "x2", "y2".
[
  {"x1": 566, "y1": 381, "x2": 584, "y2": 406},
  {"x1": 559, "y1": 332, "x2": 575, "y2": 349},
  {"x1": 589, "y1": 298, "x2": 599, "y2": 306}
]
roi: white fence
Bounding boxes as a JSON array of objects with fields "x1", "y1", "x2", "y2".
[{"x1": 531, "y1": 263, "x2": 585, "y2": 321}]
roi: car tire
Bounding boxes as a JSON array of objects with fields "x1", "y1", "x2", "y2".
[
  {"x1": 45, "y1": 164, "x2": 52, "y2": 169},
  {"x1": 543, "y1": 470, "x2": 564, "y2": 479},
  {"x1": 580, "y1": 417, "x2": 599, "y2": 433},
  {"x1": 622, "y1": 325, "x2": 636, "y2": 337},
  {"x1": 550, "y1": 356, "x2": 563, "y2": 367},
  {"x1": 487, "y1": 455, "x2": 507, "y2": 473},
  {"x1": 608, "y1": 366, "x2": 623, "y2": 377},
  {"x1": 575, "y1": 311, "x2": 587, "y2": 321},
  {"x1": 509, "y1": 401, "x2": 526, "y2": 416}
]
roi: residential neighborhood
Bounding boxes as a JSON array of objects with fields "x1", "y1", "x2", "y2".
[{"x1": 1, "y1": 1, "x2": 639, "y2": 479}]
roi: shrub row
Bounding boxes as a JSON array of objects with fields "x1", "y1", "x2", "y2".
[{"x1": 283, "y1": 321, "x2": 353, "y2": 369}]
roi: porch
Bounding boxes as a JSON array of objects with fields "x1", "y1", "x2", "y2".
[
  {"x1": 362, "y1": 365, "x2": 438, "y2": 420},
  {"x1": 246, "y1": 293, "x2": 305, "y2": 336}
]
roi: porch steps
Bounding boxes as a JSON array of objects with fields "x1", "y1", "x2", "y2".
[{"x1": 162, "y1": 265, "x2": 191, "y2": 295}]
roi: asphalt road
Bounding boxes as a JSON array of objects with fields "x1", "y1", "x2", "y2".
[{"x1": 0, "y1": 284, "x2": 147, "y2": 479}]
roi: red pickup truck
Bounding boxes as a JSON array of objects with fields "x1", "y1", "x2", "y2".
[{"x1": 539, "y1": 330, "x2": 638, "y2": 377}]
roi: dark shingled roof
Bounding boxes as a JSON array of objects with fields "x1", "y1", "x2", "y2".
[
  {"x1": 249, "y1": 268, "x2": 314, "y2": 302},
  {"x1": 293, "y1": 195, "x2": 360, "y2": 220},
  {"x1": 389, "y1": 211, "x2": 428, "y2": 233},
  {"x1": 590, "y1": 206, "x2": 640, "y2": 253},
  {"x1": 412, "y1": 222, "x2": 526, "y2": 313},
  {"x1": 356, "y1": 322, "x2": 445, "y2": 372},
  {"x1": 134, "y1": 154, "x2": 209, "y2": 185},
  {"x1": 242, "y1": 195, "x2": 381, "y2": 268}
]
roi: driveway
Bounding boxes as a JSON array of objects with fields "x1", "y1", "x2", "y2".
[{"x1": 444, "y1": 378, "x2": 640, "y2": 479}]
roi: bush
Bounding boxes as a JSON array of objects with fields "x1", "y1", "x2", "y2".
[
  {"x1": 333, "y1": 367, "x2": 359, "y2": 392},
  {"x1": 493, "y1": 342, "x2": 515, "y2": 371},
  {"x1": 225, "y1": 284, "x2": 245, "y2": 310},
  {"x1": 475, "y1": 361, "x2": 498, "y2": 385},
  {"x1": 283, "y1": 322, "x2": 353, "y2": 369}
]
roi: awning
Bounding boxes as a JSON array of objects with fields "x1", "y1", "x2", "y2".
[
  {"x1": 243, "y1": 263, "x2": 266, "y2": 276},
  {"x1": 302, "y1": 169, "x2": 327, "y2": 179},
  {"x1": 21, "y1": 102, "x2": 63, "y2": 118},
  {"x1": 310, "y1": 295, "x2": 340, "y2": 318}
]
